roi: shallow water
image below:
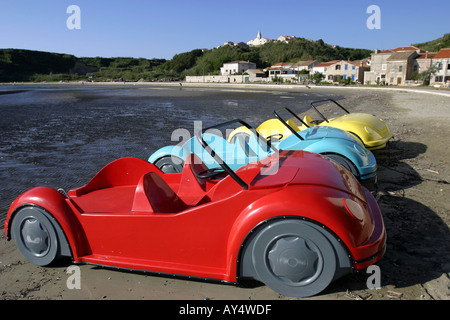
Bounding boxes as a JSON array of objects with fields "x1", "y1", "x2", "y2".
[{"x1": 0, "y1": 84, "x2": 339, "y2": 222}]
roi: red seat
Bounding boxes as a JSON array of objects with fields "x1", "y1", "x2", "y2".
[
  {"x1": 177, "y1": 154, "x2": 210, "y2": 206},
  {"x1": 69, "y1": 157, "x2": 156, "y2": 197},
  {"x1": 143, "y1": 172, "x2": 187, "y2": 213}
]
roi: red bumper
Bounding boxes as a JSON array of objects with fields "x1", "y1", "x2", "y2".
[{"x1": 351, "y1": 188, "x2": 386, "y2": 270}]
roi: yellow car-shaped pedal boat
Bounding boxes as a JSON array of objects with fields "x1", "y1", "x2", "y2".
[{"x1": 230, "y1": 99, "x2": 393, "y2": 151}]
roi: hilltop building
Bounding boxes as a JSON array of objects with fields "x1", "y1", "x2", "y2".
[
  {"x1": 277, "y1": 35, "x2": 296, "y2": 43},
  {"x1": 247, "y1": 31, "x2": 273, "y2": 46}
]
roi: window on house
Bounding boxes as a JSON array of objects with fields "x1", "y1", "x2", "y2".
[
  {"x1": 352, "y1": 66, "x2": 355, "y2": 70},
  {"x1": 343, "y1": 75, "x2": 347, "y2": 79},
  {"x1": 399, "y1": 66, "x2": 403, "y2": 72},
  {"x1": 328, "y1": 75, "x2": 333, "y2": 80},
  {"x1": 335, "y1": 65, "x2": 341, "y2": 70},
  {"x1": 345, "y1": 64, "x2": 348, "y2": 70},
  {"x1": 351, "y1": 75, "x2": 355, "y2": 81},
  {"x1": 382, "y1": 64, "x2": 387, "y2": 70},
  {"x1": 435, "y1": 76, "x2": 443, "y2": 82}
]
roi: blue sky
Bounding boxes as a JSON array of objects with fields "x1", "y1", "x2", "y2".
[{"x1": 0, "y1": 0, "x2": 449, "y2": 59}]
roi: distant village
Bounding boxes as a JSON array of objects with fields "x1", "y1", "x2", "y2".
[{"x1": 186, "y1": 32, "x2": 450, "y2": 87}]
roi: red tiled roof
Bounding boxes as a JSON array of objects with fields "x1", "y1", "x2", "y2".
[
  {"x1": 314, "y1": 60, "x2": 341, "y2": 67},
  {"x1": 381, "y1": 46, "x2": 423, "y2": 53},
  {"x1": 416, "y1": 52, "x2": 437, "y2": 59},
  {"x1": 271, "y1": 62, "x2": 293, "y2": 67},
  {"x1": 348, "y1": 60, "x2": 370, "y2": 67},
  {"x1": 434, "y1": 48, "x2": 450, "y2": 59}
]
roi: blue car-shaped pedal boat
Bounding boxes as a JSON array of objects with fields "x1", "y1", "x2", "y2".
[{"x1": 148, "y1": 111, "x2": 377, "y2": 181}]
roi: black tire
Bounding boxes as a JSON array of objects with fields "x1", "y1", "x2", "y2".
[
  {"x1": 154, "y1": 156, "x2": 184, "y2": 173},
  {"x1": 11, "y1": 206, "x2": 69, "y2": 266},
  {"x1": 323, "y1": 153, "x2": 359, "y2": 179},
  {"x1": 250, "y1": 220, "x2": 337, "y2": 297}
]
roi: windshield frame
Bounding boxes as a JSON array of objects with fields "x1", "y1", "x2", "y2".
[
  {"x1": 309, "y1": 99, "x2": 350, "y2": 123},
  {"x1": 273, "y1": 106, "x2": 312, "y2": 141},
  {"x1": 195, "y1": 119, "x2": 279, "y2": 190}
]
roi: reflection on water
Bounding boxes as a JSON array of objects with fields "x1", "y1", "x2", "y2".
[{"x1": 0, "y1": 84, "x2": 339, "y2": 222}]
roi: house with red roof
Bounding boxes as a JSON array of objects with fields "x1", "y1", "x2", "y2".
[
  {"x1": 364, "y1": 46, "x2": 424, "y2": 85},
  {"x1": 414, "y1": 51, "x2": 437, "y2": 76},
  {"x1": 311, "y1": 60, "x2": 340, "y2": 73},
  {"x1": 430, "y1": 48, "x2": 450, "y2": 86},
  {"x1": 265, "y1": 61, "x2": 320, "y2": 82},
  {"x1": 321, "y1": 60, "x2": 370, "y2": 83}
]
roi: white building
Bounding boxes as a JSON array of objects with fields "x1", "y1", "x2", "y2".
[
  {"x1": 311, "y1": 60, "x2": 340, "y2": 75},
  {"x1": 430, "y1": 48, "x2": 450, "y2": 86},
  {"x1": 247, "y1": 31, "x2": 273, "y2": 46},
  {"x1": 291, "y1": 60, "x2": 320, "y2": 72},
  {"x1": 220, "y1": 61, "x2": 257, "y2": 75},
  {"x1": 265, "y1": 61, "x2": 320, "y2": 82},
  {"x1": 277, "y1": 35, "x2": 296, "y2": 43}
]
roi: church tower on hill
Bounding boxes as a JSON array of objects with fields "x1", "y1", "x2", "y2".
[{"x1": 247, "y1": 31, "x2": 273, "y2": 46}]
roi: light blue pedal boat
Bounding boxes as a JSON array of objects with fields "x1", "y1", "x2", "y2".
[{"x1": 148, "y1": 110, "x2": 377, "y2": 181}]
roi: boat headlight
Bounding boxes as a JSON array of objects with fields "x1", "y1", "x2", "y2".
[
  {"x1": 353, "y1": 143, "x2": 366, "y2": 156},
  {"x1": 364, "y1": 126, "x2": 381, "y2": 139},
  {"x1": 343, "y1": 198, "x2": 365, "y2": 221},
  {"x1": 364, "y1": 126, "x2": 375, "y2": 136}
]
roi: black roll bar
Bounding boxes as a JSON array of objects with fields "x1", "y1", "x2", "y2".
[
  {"x1": 310, "y1": 99, "x2": 350, "y2": 123},
  {"x1": 273, "y1": 107, "x2": 311, "y2": 141},
  {"x1": 195, "y1": 119, "x2": 278, "y2": 190}
]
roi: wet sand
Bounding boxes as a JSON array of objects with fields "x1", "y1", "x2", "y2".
[{"x1": 0, "y1": 84, "x2": 449, "y2": 300}]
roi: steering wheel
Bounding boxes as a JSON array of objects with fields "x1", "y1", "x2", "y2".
[
  {"x1": 266, "y1": 133, "x2": 283, "y2": 143},
  {"x1": 195, "y1": 168, "x2": 226, "y2": 179}
]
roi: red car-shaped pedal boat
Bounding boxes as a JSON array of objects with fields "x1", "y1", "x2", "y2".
[{"x1": 5, "y1": 119, "x2": 386, "y2": 297}]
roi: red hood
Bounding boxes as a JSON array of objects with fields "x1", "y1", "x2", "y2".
[{"x1": 248, "y1": 150, "x2": 366, "y2": 201}]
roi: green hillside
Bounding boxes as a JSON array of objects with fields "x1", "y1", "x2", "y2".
[
  {"x1": 0, "y1": 49, "x2": 79, "y2": 82},
  {"x1": 0, "y1": 49, "x2": 167, "y2": 82},
  {"x1": 4, "y1": 33, "x2": 447, "y2": 83},
  {"x1": 175, "y1": 38, "x2": 372, "y2": 77},
  {"x1": 413, "y1": 33, "x2": 450, "y2": 52},
  {"x1": 0, "y1": 37, "x2": 373, "y2": 82}
]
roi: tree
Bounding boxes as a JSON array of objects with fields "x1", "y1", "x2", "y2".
[
  {"x1": 311, "y1": 71, "x2": 324, "y2": 83},
  {"x1": 418, "y1": 63, "x2": 440, "y2": 85}
]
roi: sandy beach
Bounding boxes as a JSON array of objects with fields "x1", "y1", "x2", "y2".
[{"x1": 0, "y1": 83, "x2": 449, "y2": 301}]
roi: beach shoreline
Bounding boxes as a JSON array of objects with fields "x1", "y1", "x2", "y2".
[
  {"x1": 2, "y1": 80, "x2": 450, "y2": 94},
  {"x1": 0, "y1": 86, "x2": 449, "y2": 300}
]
